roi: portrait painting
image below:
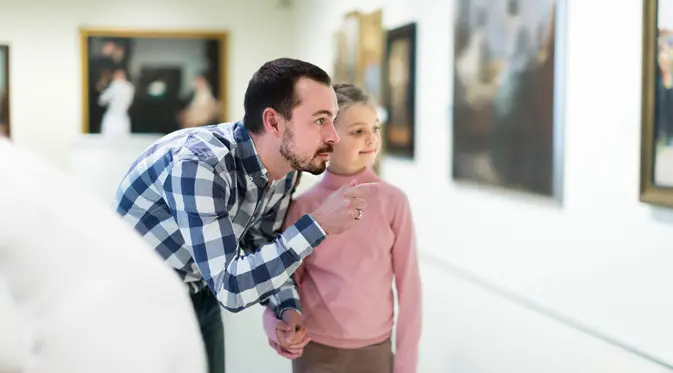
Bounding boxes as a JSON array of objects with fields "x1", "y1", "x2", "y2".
[
  {"x1": 382, "y1": 23, "x2": 416, "y2": 158},
  {"x1": 80, "y1": 28, "x2": 228, "y2": 137},
  {"x1": 0, "y1": 45, "x2": 9, "y2": 138},
  {"x1": 451, "y1": 0, "x2": 564, "y2": 199},
  {"x1": 640, "y1": 0, "x2": 673, "y2": 208}
]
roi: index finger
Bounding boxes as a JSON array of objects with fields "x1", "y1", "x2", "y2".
[{"x1": 344, "y1": 182, "x2": 381, "y2": 198}]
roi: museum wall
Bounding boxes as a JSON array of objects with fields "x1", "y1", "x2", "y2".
[{"x1": 289, "y1": 0, "x2": 673, "y2": 372}]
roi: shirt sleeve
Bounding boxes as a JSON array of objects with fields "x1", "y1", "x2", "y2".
[
  {"x1": 256, "y1": 180, "x2": 310, "y2": 318},
  {"x1": 390, "y1": 193, "x2": 422, "y2": 373},
  {"x1": 162, "y1": 159, "x2": 326, "y2": 313}
]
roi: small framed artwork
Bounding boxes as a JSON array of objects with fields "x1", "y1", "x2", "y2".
[
  {"x1": 382, "y1": 23, "x2": 416, "y2": 159},
  {"x1": 80, "y1": 28, "x2": 228, "y2": 137},
  {"x1": 0, "y1": 45, "x2": 9, "y2": 138},
  {"x1": 640, "y1": 0, "x2": 673, "y2": 208}
]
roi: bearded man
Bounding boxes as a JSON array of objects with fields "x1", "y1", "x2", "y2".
[{"x1": 112, "y1": 58, "x2": 379, "y2": 373}]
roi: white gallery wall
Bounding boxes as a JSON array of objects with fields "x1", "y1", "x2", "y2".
[{"x1": 291, "y1": 0, "x2": 673, "y2": 372}]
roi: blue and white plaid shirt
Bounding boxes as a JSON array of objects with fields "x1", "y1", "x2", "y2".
[{"x1": 112, "y1": 121, "x2": 326, "y2": 316}]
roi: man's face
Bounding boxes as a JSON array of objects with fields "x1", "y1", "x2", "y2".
[{"x1": 279, "y1": 78, "x2": 340, "y2": 175}]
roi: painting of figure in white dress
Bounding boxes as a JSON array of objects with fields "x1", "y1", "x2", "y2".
[
  {"x1": 451, "y1": 0, "x2": 563, "y2": 199},
  {"x1": 81, "y1": 29, "x2": 228, "y2": 137}
]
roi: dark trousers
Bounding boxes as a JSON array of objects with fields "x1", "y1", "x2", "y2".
[{"x1": 191, "y1": 289, "x2": 225, "y2": 373}]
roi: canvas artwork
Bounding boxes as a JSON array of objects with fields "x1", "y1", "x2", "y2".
[
  {"x1": 333, "y1": 10, "x2": 385, "y2": 171},
  {"x1": 0, "y1": 45, "x2": 9, "y2": 138},
  {"x1": 80, "y1": 29, "x2": 228, "y2": 136},
  {"x1": 333, "y1": 12, "x2": 360, "y2": 85},
  {"x1": 382, "y1": 23, "x2": 416, "y2": 158},
  {"x1": 359, "y1": 10, "x2": 385, "y2": 106},
  {"x1": 452, "y1": 0, "x2": 563, "y2": 199},
  {"x1": 640, "y1": 0, "x2": 673, "y2": 208}
]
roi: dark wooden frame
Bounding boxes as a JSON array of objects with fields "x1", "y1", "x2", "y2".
[
  {"x1": 382, "y1": 22, "x2": 417, "y2": 159},
  {"x1": 0, "y1": 45, "x2": 9, "y2": 138}
]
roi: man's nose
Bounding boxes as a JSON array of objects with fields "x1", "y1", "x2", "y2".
[{"x1": 324, "y1": 123, "x2": 340, "y2": 144}]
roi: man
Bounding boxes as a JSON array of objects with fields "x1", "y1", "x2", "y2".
[
  {"x1": 112, "y1": 58, "x2": 378, "y2": 373},
  {"x1": 0, "y1": 137, "x2": 206, "y2": 373}
]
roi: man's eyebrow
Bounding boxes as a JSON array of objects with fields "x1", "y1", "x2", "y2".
[{"x1": 312, "y1": 110, "x2": 334, "y2": 117}]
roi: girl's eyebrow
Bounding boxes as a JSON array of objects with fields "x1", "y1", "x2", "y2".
[{"x1": 348, "y1": 120, "x2": 380, "y2": 128}]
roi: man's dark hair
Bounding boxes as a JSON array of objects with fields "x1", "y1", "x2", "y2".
[{"x1": 243, "y1": 58, "x2": 331, "y2": 134}]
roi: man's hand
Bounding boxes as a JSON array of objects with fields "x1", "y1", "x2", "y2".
[
  {"x1": 274, "y1": 310, "x2": 310, "y2": 356},
  {"x1": 311, "y1": 180, "x2": 380, "y2": 235}
]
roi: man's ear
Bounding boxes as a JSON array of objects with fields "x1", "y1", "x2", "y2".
[{"x1": 262, "y1": 108, "x2": 283, "y2": 138}]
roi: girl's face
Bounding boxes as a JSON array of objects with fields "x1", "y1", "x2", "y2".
[{"x1": 329, "y1": 103, "x2": 381, "y2": 174}]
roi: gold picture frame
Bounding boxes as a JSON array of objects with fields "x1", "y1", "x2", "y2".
[
  {"x1": 640, "y1": 0, "x2": 673, "y2": 208},
  {"x1": 80, "y1": 28, "x2": 228, "y2": 135},
  {"x1": 332, "y1": 10, "x2": 384, "y2": 104},
  {"x1": 332, "y1": 10, "x2": 385, "y2": 172}
]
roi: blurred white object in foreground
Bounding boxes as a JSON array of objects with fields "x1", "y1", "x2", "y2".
[{"x1": 0, "y1": 137, "x2": 206, "y2": 373}]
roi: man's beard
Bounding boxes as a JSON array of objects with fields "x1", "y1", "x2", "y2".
[{"x1": 279, "y1": 125, "x2": 333, "y2": 175}]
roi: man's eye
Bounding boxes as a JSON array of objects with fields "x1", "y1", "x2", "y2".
[{"x1": 315, "y1": 118, "x2": 325, "y2": 125}]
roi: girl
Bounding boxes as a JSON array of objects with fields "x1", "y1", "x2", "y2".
[{"x1": 262, "y1": 83, "x2": 422, "y2": 373}]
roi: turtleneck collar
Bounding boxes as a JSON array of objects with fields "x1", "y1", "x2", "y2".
[{"x1": 319, "y1": 166, "x2": 380, "y2": 190}]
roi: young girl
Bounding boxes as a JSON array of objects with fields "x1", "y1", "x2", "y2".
[{"x1": 262, "y1": 83, "x2": 422, "y2": 373}]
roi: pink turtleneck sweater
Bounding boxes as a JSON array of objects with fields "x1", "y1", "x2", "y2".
[{"x1": 263, "y1": 167, "x2": 422, "y2": 373}]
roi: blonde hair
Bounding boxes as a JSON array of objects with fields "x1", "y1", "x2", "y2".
[{"x1": 333, "y1": 83, "x2": 375, "y2": 123}]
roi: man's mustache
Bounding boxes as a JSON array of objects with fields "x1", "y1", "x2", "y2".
[{"x1": 315, "y1": 144, "x2": 334, "y2": 155}]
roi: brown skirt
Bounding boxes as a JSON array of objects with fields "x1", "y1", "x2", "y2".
[{"x1": 292, "y1": 337, "x2": 394, "y2": 373}]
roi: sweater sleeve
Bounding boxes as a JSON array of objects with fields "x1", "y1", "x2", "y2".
[{"x1": 390, "y1": 192, "x2": 422, "y2": 373}]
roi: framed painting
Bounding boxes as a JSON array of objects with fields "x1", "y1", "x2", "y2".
[
  {"x1": 0, "y1": 45, "x2": 9, "y2": 138},
  {"x1": 640, "y1": 0, "x2": 673, "y2": 208},
  {"x1": 359, "y1": 10, "x2": 385, "y2": 106},
  {"x1": 332, "y1": 9, "x2": 384, "y2": 97},
  {"x1": 80, "y1": 28, "x2": 228, "y2": 136},
  {"x1": 333, "y1": 11, "x2": 360, "y2": 85},
  {"x1": 451, "y1": 0, "x2": 565, "y2": 200},
  {"x1": 382, "y1": 23, "x2": 417, "y2": 159},
  {"x1": 333, "y1": 9, "x2": 386, "y2": 170}
]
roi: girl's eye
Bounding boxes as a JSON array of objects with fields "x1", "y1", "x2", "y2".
[{"x1": 373, "y1": 126, "x2": 381, "y2": 133}]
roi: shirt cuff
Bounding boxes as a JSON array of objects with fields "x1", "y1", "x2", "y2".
[
  {"x1": 277, "y1": 303, "x2": 302, "y2": 319},
  {"x1": 285, "y1": 213, "x2": 327, "y2": 259},
  {"x1": 272, "y1": 285, "x2": 302, "y2": 319}
]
